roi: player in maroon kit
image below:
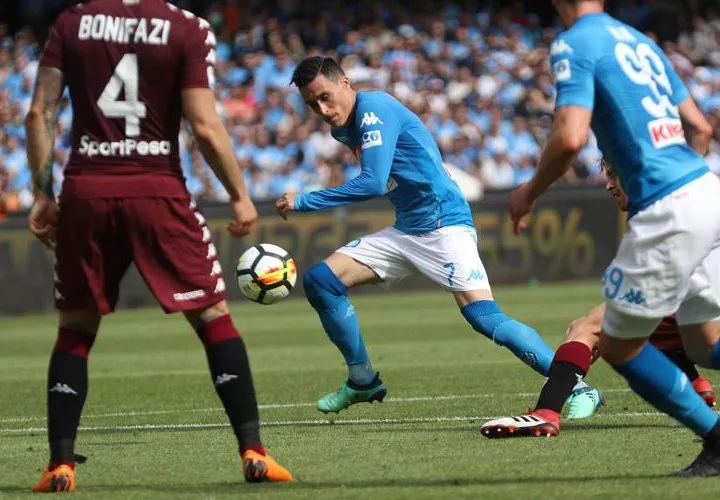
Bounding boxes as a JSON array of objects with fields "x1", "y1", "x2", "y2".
[
  {"x1": 481, "y1": 159, "x2": 716, "y2": 438},
  {"x1": 24, "y1": 0, "x2": 292, "y2": 491}
]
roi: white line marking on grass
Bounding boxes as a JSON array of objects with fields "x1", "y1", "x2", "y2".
[
  {"x1": 0, "y1": 389, "x2": 635, "y2": 424},
  {"x1": 0, "y1": 411, "x2": 683, "y2": 435}
]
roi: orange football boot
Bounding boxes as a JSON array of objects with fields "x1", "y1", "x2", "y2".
[
  {"x1": 241, "y1": 450, "x2": 293, "y2": 483},
  {"x1": 32, "y1": 465, "x2": 75, "y2": 493}
]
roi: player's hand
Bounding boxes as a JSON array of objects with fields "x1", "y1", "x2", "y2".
[
  {"x1": 508, "y1": 183, "x2": 536, "y2": 234},
  {"x1": 28, "y1": 192, "x2": 58, "y2": 251},
  {"x1": 275, "y1": 192, "x2": 296, "y2": 221},
  {"x1": 227, "y1": 196, "x2": 258, "y2": 237}
]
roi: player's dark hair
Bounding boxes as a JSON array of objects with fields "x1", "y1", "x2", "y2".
[
  {"x1": 290, "y1": 56, "x2": 345, "y2": 89},
  {"x1": 644, "y1": 5, "x2": 680, "y2": 43}
]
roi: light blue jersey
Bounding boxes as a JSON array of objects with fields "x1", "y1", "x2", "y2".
[
  {"x1": 550, "y1": 13, "x2": 708, "y2": 217},
  {"x1": 294, "y1": 91, "x2": 474, "y2": 234}
]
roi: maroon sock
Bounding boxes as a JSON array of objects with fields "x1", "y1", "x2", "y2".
[
  {"x1": 535, "y1": 341, "x2": 592, "y2": 413},
  {"x1": 241, "y1": 445, "x2": 266, "y2": 456},
  {"x1": 48, "y1": 461, "x2": 76, "y2": 471}
]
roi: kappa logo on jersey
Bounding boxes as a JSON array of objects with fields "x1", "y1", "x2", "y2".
[
  {"x1": 360, "y1": 112, "x2": 383, "y2": 128},
  {"x1": 647, "y1": 117, "x2": 686, "y2": 148},
  {"x1": 552, "y1": 59, "x2": 572, "y2": 82},
  {"x1": 361, "y1": 130, "x2": 383, "y2": 150},
  {"x1": 550, "y1": 40, "x2": 573, "y2": 56}
]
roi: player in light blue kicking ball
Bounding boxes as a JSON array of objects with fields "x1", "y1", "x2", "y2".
[{"x1": 275, "y1": 56, "x2": 601, "y2": 417}]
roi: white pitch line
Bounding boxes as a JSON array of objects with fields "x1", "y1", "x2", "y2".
[
  {"x1": 0, "y1": 389, "x2": 635, "y2": 425},
  {"x1": 0, "y1": 411, "x2": 679, "y2": 435}
]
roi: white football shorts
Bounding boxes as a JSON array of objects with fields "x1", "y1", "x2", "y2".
[
  {"x1": 335, "y1": 225, "x2": 490, "y2": 292},
  {"x1": 603, "y1": 172, "x2": 720, "y2": 338}
]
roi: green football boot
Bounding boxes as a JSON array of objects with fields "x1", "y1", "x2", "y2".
[
  {"x1": 565, "y1": 386, "x2": 605, "y2": 419},
  {"x1": 316, "y1": 373, "x2": 387, "y2": 414}
]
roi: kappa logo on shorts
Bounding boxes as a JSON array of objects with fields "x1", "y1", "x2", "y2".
[
  {"x1": 214, "y1": 278, "x2": 226, "y2": 294},
  {"x1": 173, "y1": 289, "x2": 206, "y2": 302},
  {"x1": 466, "y1": 269, "x2": 485, "y2": 281}
]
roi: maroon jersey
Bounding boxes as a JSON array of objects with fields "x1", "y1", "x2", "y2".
[
  {"x1": 40, "y1": 0, "x2": 216, "y2": 198},
  {"x1": 649, "y1": 314, "x2": 683, "y2": 351}
]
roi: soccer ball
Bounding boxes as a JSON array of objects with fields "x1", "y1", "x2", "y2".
[{"x1": 236, "y1": 244, "x2": 297, "y2": 305}]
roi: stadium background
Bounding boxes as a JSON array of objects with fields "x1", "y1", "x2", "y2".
[{"x1": 0, "y1": 0, "x2": 718, "y2": 312}]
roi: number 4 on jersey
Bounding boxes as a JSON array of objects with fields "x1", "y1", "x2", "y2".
[{"x1": 97, "y1": 54, "x2": 147, "y2": 137}]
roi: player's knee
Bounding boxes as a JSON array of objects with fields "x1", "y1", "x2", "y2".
[
  {"x1": 303, "y1": 261, "x2": 347, "y2": 311},
  {"x1": 683, "y1": 343, "x2": 713, "y2": 368},
  {"x1": 564, "y1": 317, "x2": 601, "y2": 349},
  {"x1": 54, "y1": 326, "x2": 97, "y2": 359},
  {"x1": 461, "y1": 300, "x2": 514, "y2": 343},
  {"x1": 185, "y1": 300, "x2": 229, "y2": 330}
]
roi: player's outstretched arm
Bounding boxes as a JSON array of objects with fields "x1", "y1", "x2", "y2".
[
  {"x1": 182, "y1": 88, "x2": 257, "y2": 236},
  {"x1": 283, "y1": 112, "x2": 398, "y2": 218},
  {"x1": 25, "y1": 66, "x2": 63, "y2": 198},
  {"x1": 678, "y1": 98, "x2": 713, "y2": 156}
]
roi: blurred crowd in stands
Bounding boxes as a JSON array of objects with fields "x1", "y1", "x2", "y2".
[{"x1": 1, "y1": 0, "x2": 720, "y2": 213}]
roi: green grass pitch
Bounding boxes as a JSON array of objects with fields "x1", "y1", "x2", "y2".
[{"x1": 1, "y1": 281, "x2": 719, "y2": 499}]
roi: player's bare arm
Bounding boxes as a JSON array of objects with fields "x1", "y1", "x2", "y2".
[
  {"x1": 508, "y1": 105, "x2": 591, "y2": 234},
  {"x1": 678, "y1": 98, "x2": 713, "y2": 156},
  {"x1": 26, "y1": 66, "x2": 64, "y2": 196},
  {"x1": 181, "y1": 88, "x2": 257, "y2": 236},
  {"x1": 24, "y1": 66, "x2": 65, "y2": 249}
]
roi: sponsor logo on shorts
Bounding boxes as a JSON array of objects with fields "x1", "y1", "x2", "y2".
[
  {"x1": 78, "y1": 135, "x2": 172, "y2": 158},
  {"x1": 173, "y1": 289, "x2": 206, "y2": 302},
  {"x1": 620, "y1": 288, "x2": 646, "y2": 306},
  {"x1": 345, "y1": 239, "x2": 362, "y2": 248},
  {"x1": 361, "y1": 130, "x2": 382, "y2": 150},
  {"x1": 647, "y1": 118, "x2": 686, "y2": 148}
]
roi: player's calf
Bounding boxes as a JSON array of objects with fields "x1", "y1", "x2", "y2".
[
  {"x1": 303, "y1": 260, "x2": 376, "y2": 386},
  {"x1": 190, "y1": 305, "x2": 280, "y2": 471},
  {"x1": 460, "y1": 299, "x2": 554, "y2": 376}
]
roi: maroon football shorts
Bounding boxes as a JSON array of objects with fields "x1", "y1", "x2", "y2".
[
  {"x1": 649, "y1": 315, "x2": 683, "y2": 351},
  {"x1": 54, "y1": 196, "x2": 226, "y2": 315}
]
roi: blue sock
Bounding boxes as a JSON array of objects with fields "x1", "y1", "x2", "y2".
[
  {"x1": 303, "y1": 262, "x2": 375, "y2": 385},
  {"x1": 613, "y1": 343, "x2": 719, "y2": 437},
  {"x1": 711, "y1": 340, "x2": 720, "y2": 369},
  {"x1": 461, "y1": 300, "x2": 553, "y2": 376}
]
